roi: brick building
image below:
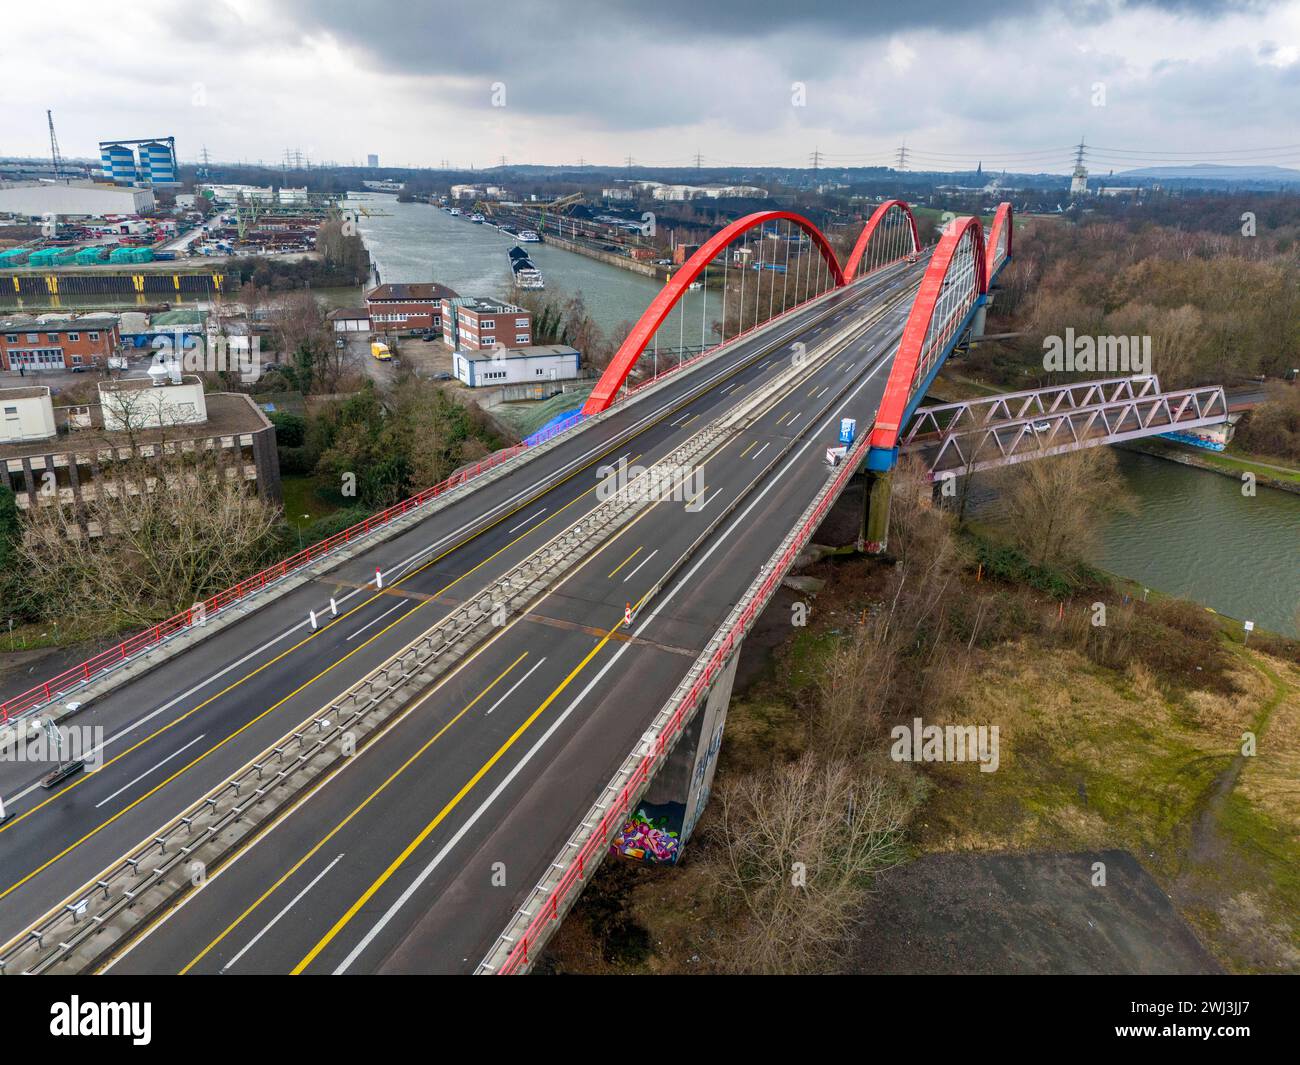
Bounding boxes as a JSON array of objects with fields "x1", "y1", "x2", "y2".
[
  {"x1": 1, "y1": 315, "x2": 122, "y2": 373},
  {"x1": 364, "y1": 282, "x2": 459, "y2": 334},
  {"x1": 439, "y1": 297, "x2": 533, "y2": 352}
]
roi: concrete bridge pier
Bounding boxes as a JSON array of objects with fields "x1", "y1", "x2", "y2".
[
  {"x1": 610, "y1": 653, "x2": 740, "y2": 864},
  {"x1": 858, "y1": 467, "x2": 892, "y2": 554}
]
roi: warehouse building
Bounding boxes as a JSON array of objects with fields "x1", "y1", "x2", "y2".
[
  {"x1": 1, "y1": 315, "x2": 122, "y2": 373},
  {"x1": 0, "y1": 181, "x2": 154, "y2": 219}
]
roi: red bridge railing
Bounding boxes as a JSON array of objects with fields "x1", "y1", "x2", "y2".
[
  {"x1": 496, "y1": 429, "x2": 871, "y2": 973},
  {"x1": 0, "y1": 444, "x2": 530, "y2": 726}
]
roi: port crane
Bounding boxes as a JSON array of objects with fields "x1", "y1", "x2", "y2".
[{"x1": 47, "y1": 110, "x2": 64, "y2": 180}]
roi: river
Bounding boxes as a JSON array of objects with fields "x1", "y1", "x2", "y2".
[
  {"x1": 967, "y1": 451, "x2": 1298, "y2": 635},
  {"x1": 350, "y1": 194, "x2": 1299, "y2": 636},
  {"x1": 347, "y1": 192, "x2": 712, "y2": 352}
]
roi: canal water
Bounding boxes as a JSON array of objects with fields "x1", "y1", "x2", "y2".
[
  {"x1": 352, "y1": 193, "x2": 1299, "y2": 636},
  {"x1": 347, "y1": 192, "x2": 715, "y2": 351},
  {"x1": 967, "y1": 451, "x2": 1298, "y2": 635}
]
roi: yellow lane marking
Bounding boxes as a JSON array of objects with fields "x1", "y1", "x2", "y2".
[
  {"x1": 739, "y1": 440, "x2": 757, "y2": 459},
  {"x1": 10, "y1": 296, "x2": 850, "y2": 939},
  {"x1": 175, "y1": 461, "x2": 689, "y2": 971},
  {"x1": 290, "y1": 594, "x2": 646, "y2": 975},
  {"x1": 0, "y1": 451, "x2": 640, "y2": 900},
  {"x1": 175, "y1": 653, "x2": 530, "y2": 974},
  {"x1": 138, "y1": 299, "x2": 885, "y2": 970},
  {"x1": 606, "y1": 546, "x2": 643, "y2": 579}
]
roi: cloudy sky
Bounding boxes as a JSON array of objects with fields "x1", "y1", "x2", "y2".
[{"x1": 4, "y1": 0, "x2": 1297, "y2": 173}]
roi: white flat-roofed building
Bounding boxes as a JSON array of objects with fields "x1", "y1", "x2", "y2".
[
  {"x1": 99, "y1": 374, "x2": 208, "y2": 431},
  {"x1": 0, "y1": 386, "x2": 56, "y2": 443},
  {"x1": 0, "y1": 181, "x2": 154, "y2": 219},
  {"x1": 452, "y1": 344, "x2": 581, "y2": 388}
]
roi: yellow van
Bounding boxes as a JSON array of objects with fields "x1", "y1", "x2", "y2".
[{"x1": 370, "y1": 341, "x2": 392, "y2": 361}]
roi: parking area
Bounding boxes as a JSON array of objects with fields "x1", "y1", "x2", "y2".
[{"x1": 341, "y1": 331, "x2": 457, "y2": 387}]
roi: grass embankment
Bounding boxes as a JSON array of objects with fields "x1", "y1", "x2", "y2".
[
  {"x1": 279, "y1": 472, "x2": 346, "y2": 529},
  {"x1": 1128, "y1": 439, "x2": 1300, "y2": 489},
  {"x1": 542, "y1": 525, "x2": 1299, "y2": 974}
]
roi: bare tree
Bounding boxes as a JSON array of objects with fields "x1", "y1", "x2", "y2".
[
  {"x1": 713, "y1": 755, "x2": 910, "y2": 974},
  {"x1": 19, "y1": 456, "x2": 279, "y2": 629},
  {"x1": 991, "y1": 447, "x2": 1135, "y2": 570}
]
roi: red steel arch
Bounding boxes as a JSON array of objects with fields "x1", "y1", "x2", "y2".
[
  {"x1": 868, "y1": 216, "x2": 988, "y2": 458},
  {"x1": 985, "y1": 201, "x2": 1013, "y2": 280},
  {"x1": 842, "y1": 199, "x2": 921, "y2": 279},
  {"x1": 582, "y1": 210, "x2": 846, "y2": 414}
]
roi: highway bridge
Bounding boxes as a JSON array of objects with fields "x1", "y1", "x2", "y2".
[{"x1": 0, "y1": 201, "x2": 1223, "y2": 974}]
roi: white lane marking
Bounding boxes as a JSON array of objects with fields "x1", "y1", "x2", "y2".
[
  {"x1": 752, "y1": 442, "x2": 771, "y2": 461},
  {"x1": 484, "y1": 658, "x2": 549, "y2": 716},
  {"x1": 222, "y1": 853, "x2": 345, "y2": 972},
  {"x1": 332, "y1": 343, "x2": 896, "y2": 975},
  {"x1": 98, "y1": 309, "x2": 905, "y2": 972},
  {"x1": 815, "y1": 386, "x2": 828, "y2": 398},
  {"x1": 622, "y1": 549, "x2": 659, "y2": 584},
  {"x1": 93, "y1": 734, "x2": 208, "y2": 809},
  {"x1": 316, "y1": 289, "x2": 868, "y2": 595},
  {"x1": 8, "y1": 295, "x2": 848, "y2": 810},
  {"x1": 345, "y1": 602, "x2": 405, "y2": 642},
  {"x1": 787, "y1": 412, "x2": 802, "y2": 426},
  {"x1": 697, "y1": 488, "x2": 724, "y2": 511},
  {"x1": 505, "y1": 507, "x2": 547, "y2": 534}
]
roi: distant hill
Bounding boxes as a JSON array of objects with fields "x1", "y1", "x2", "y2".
[{"x1": 1113, "y1": 163, "x2": 1300, "y2": 185}]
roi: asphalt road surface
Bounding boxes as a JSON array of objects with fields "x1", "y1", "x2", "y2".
[{"x1": 0, "y1": 259, "x2": 924, "y2": 973}]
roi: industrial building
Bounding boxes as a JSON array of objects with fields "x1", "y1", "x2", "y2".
[
  {"x1": 198, "y1": 183, "x2": 275, "y2": 204},
  {"x1": 635, "y1": 181, "x2": 768, "y2": 201},
  {"x1": 0, "y1": 181, "x2": 154, "y2": 219},
  {"x1": 0, "y1": 386, "x2": 57, "y2": 443},
  {"x1": 98, "y1": 137, "x2": 178, "y2": 187},
  {"x1": 326, "y1": 307, "x2": 372, "y2": 333},
  {"x1": 452, "y1": 344, "x2": 580, "y2": 388},
  {"x1": 1, "y1": 315, "x2": 122, "y2": 373}
]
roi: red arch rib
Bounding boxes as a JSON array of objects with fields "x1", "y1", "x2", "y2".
[
  {"x1": 868, "y1": 216, "x2": 988, "y2": 454},
  {"x1": 842, "y1": 199, "x2": 920, "y2": 279},
  {"x1": 581, "y1": 211, "x2": 846, "y2": 415},
  {"x1": 985, "y1": 201, "x2": 1013, "y2": 280}
]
